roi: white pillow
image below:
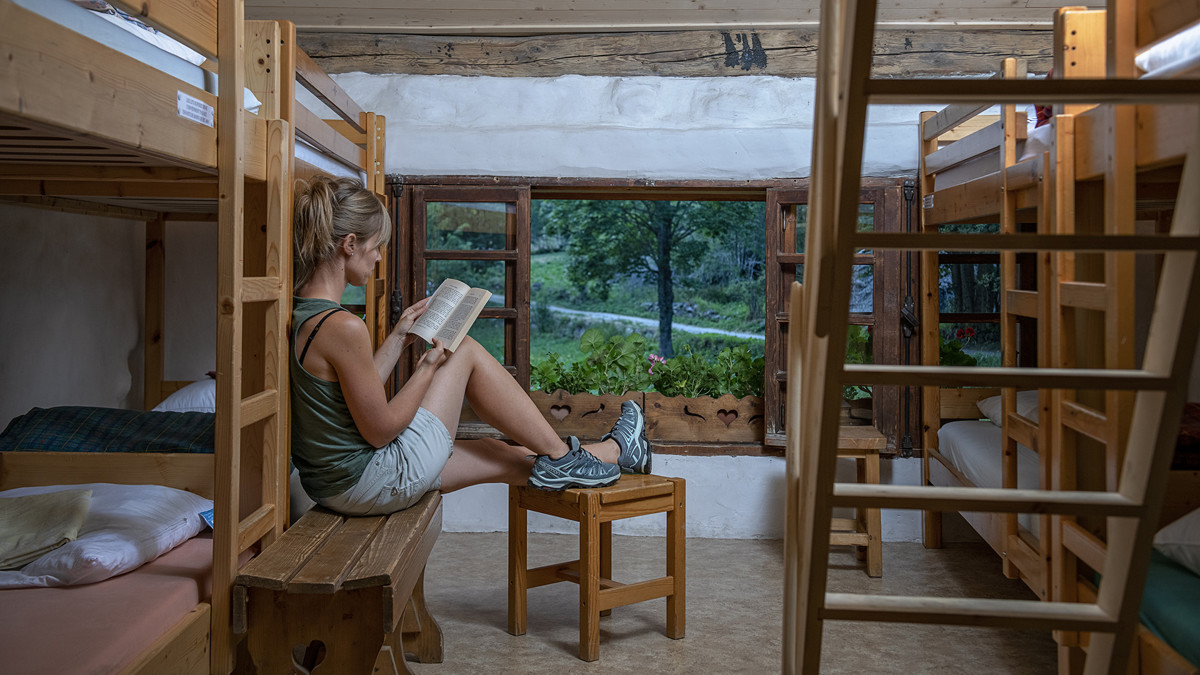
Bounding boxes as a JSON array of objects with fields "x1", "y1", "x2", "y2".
[
  {"x1": 976, "y1": 389, "x2": 1040, "y2": 426},
  {"x1": 152, "y1": 379, "x2": 216, "y2": 413},
  {"x1": 1155, "y1": 507, "x2": 1200, "y2": 577},
  {"x1": 0, "y1": 483, "x2": 212, "y2": 588}
]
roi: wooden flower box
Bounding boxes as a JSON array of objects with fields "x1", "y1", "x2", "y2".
[
  {"x1": 644, "y1": 392, "x2": 764, "y2": 444},
  {"x1": 527, "y1": 389, "x2": 640, "y2": 441}
]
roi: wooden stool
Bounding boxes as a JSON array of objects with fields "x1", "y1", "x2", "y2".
[
  {"x1": 833, "y1": 426, "x2": 886, "y2": 577},
  {"x1": 507, "y1": 474, "x2": 686, "y2": 662}
]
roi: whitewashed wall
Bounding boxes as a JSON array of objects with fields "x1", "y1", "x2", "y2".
[{"x1": 332, "y1": 73, "x2": 928, "y2": 180}]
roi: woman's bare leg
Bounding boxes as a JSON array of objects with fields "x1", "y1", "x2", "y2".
[
  {"x1": 419, "y1": 338, "x2": 620, "y2": 463},
  {"x1": 438, "y1": 438, "x2": 533, "y2": 493}
]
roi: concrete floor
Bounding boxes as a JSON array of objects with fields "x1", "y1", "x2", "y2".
[{"x1": 407, "y1": 532, "x2": 1057, "y2": 674}]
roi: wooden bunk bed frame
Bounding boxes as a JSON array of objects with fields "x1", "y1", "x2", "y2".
[
  {"x1": 913, "y1": 4, "x2": 1200, "y2": 673},
  {"x1": 0, "y1": 2, "x2": 388, "y2": 673},
  {"x1": 785, "y1": 0, "x2": 1200, "y2": 671}
]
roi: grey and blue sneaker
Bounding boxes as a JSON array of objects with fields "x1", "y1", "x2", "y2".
[
  {"x1": 528, "y1": 436, "x2": 621, "y2": 490},
  {"x1": 602, "y1": 400, "x2": 652, "y2": 474}
]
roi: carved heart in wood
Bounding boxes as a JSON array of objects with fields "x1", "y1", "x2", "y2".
[
  {"x1": 717, "y1": 409, "x2": 738, "y2": 426},
  {"x1": 549, "y1": 405, "x2": 571, "y2": 422}
]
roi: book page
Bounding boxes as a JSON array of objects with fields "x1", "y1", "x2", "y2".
[
  {"x1": 410, "y1": 278, "x2": 470, "y2": 343},
  {"x1": 433, "y1": 288, "x2": 492, "y2": 351}
]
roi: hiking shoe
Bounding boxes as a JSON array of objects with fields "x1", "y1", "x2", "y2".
[
  {"x1": 602, "y1": 400, "x2": 652, "y2": 474},
  {"x1": 528, "y1": 436, "x2": 620, "y2": 490}
]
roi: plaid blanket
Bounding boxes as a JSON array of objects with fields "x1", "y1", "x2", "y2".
[{"x1": 0, "y1": 407, "x2": 214, "y2": 454}]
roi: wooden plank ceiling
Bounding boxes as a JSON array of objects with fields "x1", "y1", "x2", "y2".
[{"x1": 245, "y1": 0, "x2": 1075, "y2": 77}]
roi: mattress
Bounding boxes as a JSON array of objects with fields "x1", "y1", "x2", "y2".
[
  {"x1": 937, "y1": 419, "x2": 1041, "y2": 535},
  {"x1": 0, "y1": 535, "x2": 214, "y2": 674}
]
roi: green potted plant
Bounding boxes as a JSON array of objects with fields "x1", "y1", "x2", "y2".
[
  {"x1": 843, "y1": 325, "x2": 873, "y2": 421},
  {"x1": 529, "y1": 329, "x2": 766, "y2": 443},
  {"x1": 940, "y1": 327, "x2": 979, "y2": 366}
]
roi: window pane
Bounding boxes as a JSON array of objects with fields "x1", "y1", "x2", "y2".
[
  {"x1": 938, "y1": 262, "x2": 1000, "y2": 314},
  {"x1": 849, "y1": 264, "x2": 873, "y2": 313},
  {"x1": 466, "y1": 317, "x2": 506, "y2": 362},
  {"x1": 426, "y1": 202, "x2": 512, "y2": 251},
  {"x1": 340, "y1": 284, "x2": 365, "y2": 306},
  {"x1": 856, "y1": 203, "x2": 874, "y2": 254},
  {"x1": 939, "y1": 322, "x2": 999, "y2": 366},
  {"x1": 794, "y1": 204, "x2": 808, "y2": 254},
  {"x1": 425, "y1": 260, "x2": 505, "y2": 307}
]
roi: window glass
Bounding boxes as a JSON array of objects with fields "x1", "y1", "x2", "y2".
[
  {"x1": 425, "y1": 260, "x2": 505, "y2": 307},
  {"x1": 426, "y1": 202, "x2": 511, "y2": 251}
]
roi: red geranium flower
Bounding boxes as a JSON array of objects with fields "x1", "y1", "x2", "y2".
[{"x1": 955, "y1": 328, "x2": 965, "y2": 339}]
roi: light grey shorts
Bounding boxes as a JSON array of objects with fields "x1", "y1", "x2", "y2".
[{"x1": 317, "y1": 407, "x2": 453, "y2": 516}]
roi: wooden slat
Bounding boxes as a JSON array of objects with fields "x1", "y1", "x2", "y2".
[
  {"x1": 829, "y1": 484, "x2": 1141, "y2": 517},
  {"x1": 295, "y1": 48, "x2": 366, "y2": 131},
  {"x1": 345, "y1": 492, "x2": 441, "y2": 589},
  {"x1": 1004, "y1": 534, "x2": 1046, "y2": 596},
  {"x1": 924, "y1": 119, "x2": 1016, "y2": 175},
  {"x1": 822, "y1": 594, "x2": 1115, "y2": 631},
  {"x1": 108, "y1": 0, "x2": 217, "y2": 59},
  {"x1": 239, "y1": 389, "x2": 278, "y2": 427},
  {"x1": 237, "y1": 504, "x2": 277, "y2": 554},
  {"x1": 1005, "y1": 411, "x2": 1038, "y2": 451},
  {"x1": 241, "y1": 276, "x2": 283, "y2": 303},
  {"x1": 1005, "y1": 289, "x2": 1039, "y2": 318},
  {"x1": 0, "y1": 451, "x2": 214, "y2": 498},
  {"x1": 597, "y1": 577, "x2": 675, "y2": 612},
  {"x1": 1062, "y1": 520, "x2": 1108, "y2": 574},
  {"x1": 854, "y1": 232, "x2": 1200, "y2": 252},
  {"x1": 868, "y1": 78, "x2": 1200, "y2": 105},
  {"x1": 289, "y1": 516, "x2": 385, "y2": 593},
  {"x1": 1061, "y1": 399, "x2": 1110, "y2": 444},
  {"x1": 923, "y1": 172, "x2": 1003, "y2": 223},
  {"x1": 293, "y1": 105, "x2": 366, "y2": 171},
  {"x1": 935, "y1": 114, "x2": 1000, "y2": 143},
  {"x1": 235, "y1": 509, "x2": 344, "y2": 590},
  {"x1": 119, "y1": 604, "x2": 211, "y2": 675},
  {"x1": 843, "y1": 364, "x2": 1171, "y2": 390},
  {"x1": 939, "y1": 387, "x2": 1000, "y2": 419},
  {"x1": 1060, "y1": 280, "x2": 1108, "y2": 310}
]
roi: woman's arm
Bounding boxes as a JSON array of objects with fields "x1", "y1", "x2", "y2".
[
  {"x1": 322, "y1": 313, "x2": 447, "y2": 448},
  {"x1": 371, "y1": 297, "x2": 430, "y2": 382}
]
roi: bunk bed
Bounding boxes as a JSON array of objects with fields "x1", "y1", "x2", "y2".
[
  {"x1": 916, "y1": 2, "x2": 1200, "y2": 673},
  {"x1": 0, "y1": 0, "x2": 388, "y2": 672}
]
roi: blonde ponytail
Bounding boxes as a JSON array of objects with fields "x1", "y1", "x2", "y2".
[{"x1": 293, "y1": 175, "x2": 390, "y2": 291}]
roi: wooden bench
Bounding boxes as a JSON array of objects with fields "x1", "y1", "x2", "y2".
[{"x1": 232, "y1": 491, "x2": 444, "y2": 674}]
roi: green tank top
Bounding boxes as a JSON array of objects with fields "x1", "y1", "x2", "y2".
[{"x1": 290, "y1": 297, "x2": 375, "y2": 499}]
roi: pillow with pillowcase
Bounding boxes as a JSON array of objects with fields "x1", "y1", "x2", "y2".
[
  {"x1": 976, "y1": 389, "x2": 1040, "y2": 426},
  {"x1": 0, "y1": 483, "x2": 212, "y2": 589},
  {"x1": 1155, "y1": 507, "x2": 1200, "y2": 578},
  {"x1": 152, "y1": 378, "x2": 216, "y2": 414}
]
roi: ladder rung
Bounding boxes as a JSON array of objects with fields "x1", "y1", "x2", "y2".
[
  {"x1": 822, "y1": 594, "x2": 1117, "y2": 632},
  {"x1": 1059, "y1": 281, "x2": 1108, "y2": 311},
  {"x1": 240, "y1": 389, "x2": 279, "y2": 428},
  {"x1": 851, "y1": 233, "x2": 1200, "y2": 252},
  {"x1": 1005, "y1": 289, "x2": 1039, "y2": 319},
  {"x1": 1061, "y1": 400, "x2": 1110, "y2": 444},
  {"x1": 241, "y1": 276, "x2": 283, "y2": 303},
  {"x1": 843, "y1": 364, "x2": 1169, "y2": 390},
  {"x1": 828, "y1": 484, "x2": 1141, "y2": 518},
  {"x1": 866, "y1": 78, "x2": 1200, "y2": 105}
]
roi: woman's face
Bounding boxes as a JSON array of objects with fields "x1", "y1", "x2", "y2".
[{"x1": 345, "y1": 231, "x2": 382, "y2": 287}]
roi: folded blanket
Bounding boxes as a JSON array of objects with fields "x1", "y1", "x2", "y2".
[{"x1": 0, "y1": 489, "x2": 92, "y2": 570}]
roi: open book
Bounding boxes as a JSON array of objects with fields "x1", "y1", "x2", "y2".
[{"x1": 410, "y1": 279, "x2": 492, "y2": 352}]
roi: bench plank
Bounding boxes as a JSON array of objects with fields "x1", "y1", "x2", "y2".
[
  {"x1": 289, "y1": 514, "x2": 385, "y2": 593},
  {"x1": 384, "y1": 503, "x2": 442, "y2": 630},
  {"x1": 345, "y1": 491, "x2": 441, "y2": 590},
  {"x1": 235, "y1": 507, "x2": 343, "y2": 590}
]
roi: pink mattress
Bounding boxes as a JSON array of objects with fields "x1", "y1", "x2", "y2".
[{"x1": 0, "y1": 535, "x2": 214, "y2": 675}]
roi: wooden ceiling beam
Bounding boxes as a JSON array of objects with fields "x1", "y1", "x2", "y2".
[{"x1": 299, "y1": 28, "x2": 1052, "y2": 78}]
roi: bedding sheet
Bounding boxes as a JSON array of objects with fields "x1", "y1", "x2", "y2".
[
  {"x1": 1140, "y1": 549, "x2": 1200, "y2": 669},
  {"x1": 937, "y1": 420, "x2": 1041, "y2": 535},
  {"x1": 0, "y1": 406, "x2": 214, "y2": 454},
  {"x1": 0, "y1": 535, "x2": 213, "y2": 675}
]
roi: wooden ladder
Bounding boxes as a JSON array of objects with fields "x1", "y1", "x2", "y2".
[
  {"x1": 212, "y1": 7, "x2": 292, "y2": 673},
  {"x1": 783, "y1": 0, "x2": 1200, "y2": 673}
]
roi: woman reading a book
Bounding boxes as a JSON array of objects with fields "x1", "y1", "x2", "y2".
[{"x1": 289, "y1": 175, "x2": 651, "y2": 516}]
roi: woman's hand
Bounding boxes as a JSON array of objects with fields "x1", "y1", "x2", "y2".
[
  {"x1": 418, "y1": 338, "x2": 449, "y2": 371},
  {"x1": 393, "y1": 297, "x2": 431, "y2": 348}
]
